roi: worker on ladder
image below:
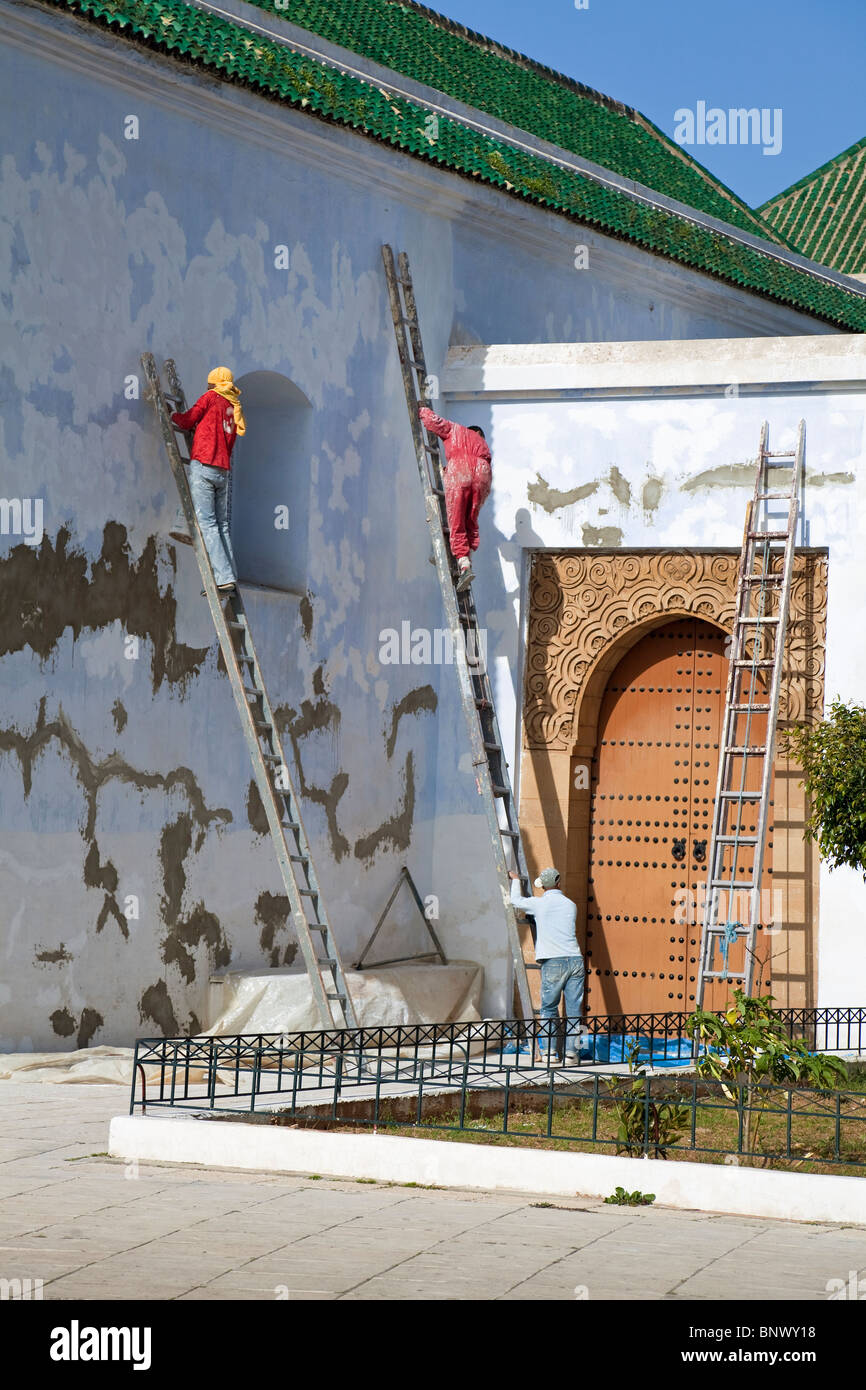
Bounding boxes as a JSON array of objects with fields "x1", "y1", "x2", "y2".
[
  {"x1": 509, "y1": 868, "x2": 584, "y2": 1064},
  {"x1": 419, "y1": 405, "x2": 491, "y2": 593},
  {"x1": 171, "y1": 367, "x2": 246, "y2": 592}
]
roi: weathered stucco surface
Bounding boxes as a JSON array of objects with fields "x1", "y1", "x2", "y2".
[{"x1": 0, "y1": 6, "x2": 858, "y2": 1046}]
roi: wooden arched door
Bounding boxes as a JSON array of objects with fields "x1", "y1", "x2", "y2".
[{"x1": 583, "y1": 618, "x2": 772, "y2": 1017}]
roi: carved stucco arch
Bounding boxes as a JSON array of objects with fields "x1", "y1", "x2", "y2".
[
  {"x1": 519, "y1": 549, "x2": 827, "y2": 1009},
  {"x1": 524, "y1": 550, "x2": 825, "y2": 755}
]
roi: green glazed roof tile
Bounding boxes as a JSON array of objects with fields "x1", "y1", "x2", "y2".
[
  {"x1": 47, "y1": 0, "x2": 866, "y2": 330},
  {"x1": 246, "y1": 0, "x2": 779, "y2": 242},
  {"x1": 759, "y1": 137, "x2": 866, "y2": 276}
]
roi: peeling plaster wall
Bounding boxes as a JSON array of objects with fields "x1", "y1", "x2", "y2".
[
  {"x1": 0, "y1": 12, "x2": 848, "y2": 1047},
  {"x1": 445, "y1": 388, "x2": 866, "y2": 1007}
]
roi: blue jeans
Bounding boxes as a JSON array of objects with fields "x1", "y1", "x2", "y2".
[
  {"x1": 189, "y1": 460, "x2": 237, "y2": 587},
  {"x1": 538, "y1": 956, "x2": 585, "y2": 1054}
]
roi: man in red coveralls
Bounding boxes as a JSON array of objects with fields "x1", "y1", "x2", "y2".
[
  {"x1": 419, "y1": 405, "x2": 491, "y2": 593},
  {"x1": 171, "y1": 366, "x2": 246, "y2": 592}
]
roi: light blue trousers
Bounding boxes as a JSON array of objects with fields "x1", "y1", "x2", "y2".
[
  {"x1": 189, "y1": 460, "x2": 237, "y2": 586},
  {"x1": 538, "y1": 956, "x2": 585, "y2": 1053}
]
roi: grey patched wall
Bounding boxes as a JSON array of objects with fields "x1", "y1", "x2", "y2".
[{"x1": 0, "y1": 4, "x2": 840, "y2": 1048}]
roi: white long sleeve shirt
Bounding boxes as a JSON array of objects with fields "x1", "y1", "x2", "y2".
[{"x1": 510, "y1": 881, "x2": 582, "y2": 961}]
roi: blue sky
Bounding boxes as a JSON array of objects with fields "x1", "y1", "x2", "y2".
[{"x1": 435, "y1": 0, "x2": 865, "y2": 208}]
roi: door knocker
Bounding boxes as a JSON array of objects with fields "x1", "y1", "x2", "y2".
[
  {"x1": 693, "y1": 839, "x2": 707, "y2": 863},
  {"x1": 672, "y1": 837, "x2": 686, "y2": 861}
]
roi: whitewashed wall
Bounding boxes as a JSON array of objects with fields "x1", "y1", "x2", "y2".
[{"x1": 440, "y1": 341, "x2": 866, "y2": 1007}]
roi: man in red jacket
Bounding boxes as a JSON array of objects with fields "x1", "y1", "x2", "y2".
[
  {"x1": 171, "y1": 367, "x2": 246, "y2": 591},
  {"x1": 419, "y1": 405, "x2": 491, "y2": 593}
]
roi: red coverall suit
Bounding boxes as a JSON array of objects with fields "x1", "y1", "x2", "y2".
[{"x1": 419, "y1": 407, "x2": 491, "y2": 561}]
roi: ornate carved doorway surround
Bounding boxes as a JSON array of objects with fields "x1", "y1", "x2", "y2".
[{"x1": 519, "y1": 550, "x2": 827, "y2": 1013}]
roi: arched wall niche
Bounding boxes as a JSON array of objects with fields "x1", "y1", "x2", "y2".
[{"x1": 230, "y1": 371, "x2": 312, "y2": 594}]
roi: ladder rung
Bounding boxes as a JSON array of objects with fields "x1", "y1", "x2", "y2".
[
  {"x1": 280, "y1": 822, "x2": 300, "y2": 832},
  {"x1": 765, "y1": 451, "x2": 796, "y2": 460},
  {"x1": 289, "y1": 855, "x2": 308, "y2": 864},
  {"x1": 702, "y1": 970, "x2": 747, "y2": 980},
  {"x1": 736, "y1": 616, "x2": 779, "y2": 625},
  {"x1": 730, "y1": 703, "x2": 771, "y2": 712},
  {"x1": 228, "y1": 620, "x2": 247, "y2": 632},
  {"x1": 491, "y1": 785, "x2": 509, "y2": 798},
  {"x1": 719, "y1": 791, "x2": 761, "y2": 799},
  {"x1": 725, "y1": 745, "x2": 767, "y2": 754},
  {"x1": 299, "y1": 888, "x2": 319, "y2": 898},
  {"x1": 733, "y1": 659, "x2": 775, "y2": 668},
  {"x1": 715, "y1": 834, "x2": 759, "y2": 844},
  {"x1": 748, "y1": 530, "x2": 788, "y2": 540},
  {"x1": 325, "y1": 992, "x2": 346, "y2": 1003},
  {"x1": 742, "y1": 574, "x2": 784, "y2": 584},
  {"x1": 756, "y1": 492, "x2": 791, "y2": 501},
  {"x1": 318, "y1": 958, "x2": 337, "y2": 969},
  {"x1": 500, "y1": 829, "x2": 520, "y2": 839},
  {"x1": 710, "y1": 879, "x2": 755, "y2": 889},
  {"x1": 308, "y1": 923, "x2": 327, "y2": 932},
  {"x1": 483, "y1": 741, "x2": 501, "y2": 752}
]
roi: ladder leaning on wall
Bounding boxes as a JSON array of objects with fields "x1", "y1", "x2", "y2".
[
  {"x1": 695, "y1": 420, "x2": 805, "y2": 1007},
  {"x1": 141, "y1": 353, "x2": 357, "y2": 1029},
  {"x1": 381, "y1": 245, "x2": 538, "y2": 1021}
]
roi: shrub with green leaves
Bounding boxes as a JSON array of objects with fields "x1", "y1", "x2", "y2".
[
  {"x1": 686, "y1": 990, "x2": 848, "y2": 1164},
  {"x1": 607, "y1": 1041, "x2": 690, "y2": 1159},
  {"x1": 782, "y1": 698, "x2": 866, "y2": 877}
]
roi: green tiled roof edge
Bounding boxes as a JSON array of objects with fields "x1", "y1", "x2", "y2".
[
  {"x1": 50, "y1": 0, "x2": 866, "y2": 330},
  {"x1": 245, "y1": 0, "x2": 780, "y2": 244}
]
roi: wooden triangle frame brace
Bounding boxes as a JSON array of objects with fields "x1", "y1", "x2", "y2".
[{"x1": 353, "y1": 867, "x2": 448, "y2": 970}]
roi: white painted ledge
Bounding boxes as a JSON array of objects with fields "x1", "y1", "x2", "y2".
[
  {"x1": 110, "y1": 1115, "x2": 866, "y2": 1225},
  {"x1": 442, "y1": 335, "x2": 866, "y2": 397}
]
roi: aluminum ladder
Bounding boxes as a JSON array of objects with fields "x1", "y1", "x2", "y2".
[
  {"x1": 696, "y1": 420, "x2": 805, "y2": 1006},
  {"x1": 381, "y1": 246, "x2": 537, "y2": 1019},
  {"x1": 141, "y1": 353, "x2": 357, "y2": 1028}
]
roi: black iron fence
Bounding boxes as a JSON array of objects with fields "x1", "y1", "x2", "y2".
[
  {"x1": 130, "y1": 1008, "x2": 866, "y2": 1119},
  {"x1": 283, "y1": 1070, "x2": 866, "y2": 1173}
]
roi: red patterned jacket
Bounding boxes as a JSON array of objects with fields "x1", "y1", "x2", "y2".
[{"x1": 171, "y1": 391, "x2": 238, "y2": 471}]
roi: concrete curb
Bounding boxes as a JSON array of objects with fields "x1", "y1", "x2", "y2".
[{"x1": 109, "y1": 1115, "x2": 866, "y2": 1224}]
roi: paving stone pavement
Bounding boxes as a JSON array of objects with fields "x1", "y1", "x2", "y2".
[{"x1": 0, "y1": 1080, "x2": 863, "y2": 1301}]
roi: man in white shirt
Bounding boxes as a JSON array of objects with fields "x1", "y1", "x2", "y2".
[{"x1": 509, "y1": 867, "x2": 584, "y2": 1063}]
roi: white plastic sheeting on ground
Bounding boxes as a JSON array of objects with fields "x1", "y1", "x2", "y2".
[
  {"x1": 206, "y1": 962, "x2": 483, "y2": 1035},
  {"x1": 0, "y1": 962, "x2": 484, "y2": 1085}
]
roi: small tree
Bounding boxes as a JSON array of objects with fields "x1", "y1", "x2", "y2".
[
  {"x1": 686, "y1": 990, "x2": 848, "y2": 1164},
  {"x1": 782, "y1": 698, "x2": 866, "y2": 877}
]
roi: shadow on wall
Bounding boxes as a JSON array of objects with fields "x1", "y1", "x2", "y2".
[{"x1": 230, "y1": 371, "x2": 311, "y2": 594}]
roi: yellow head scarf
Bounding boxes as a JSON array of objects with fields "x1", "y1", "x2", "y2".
[{"x1": 207, "y1": 366, "x2": 246, "y2": 436}]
